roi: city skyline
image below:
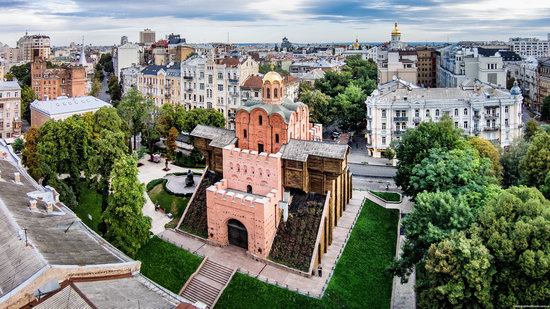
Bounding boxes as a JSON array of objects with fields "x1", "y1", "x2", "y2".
[{"x1": 0, "y1": 0, "x2": 549, "y2": 46}]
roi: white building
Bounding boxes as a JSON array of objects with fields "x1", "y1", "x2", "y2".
[
  {"x1": 120, "y1": 65, "x2": 142, "y2": 94},
  {"x1": 0, "y1": 81, "x2": 22, "y2": 139},
  {"x1": 16, "y1": 34, "x2": 51, "y2": 62},
  {"x1": 30, "y1": 96, "x2": 111, "y2": 128},
  {"x1": 509, "y1": 36, "x2": 550, "y2": 59},
  {"x1": 365, "y1": 80, "x2": 523, "y2": 157},
  {"x1": 507, "y1": 57, "x2": 539, "y2": 110},
  {"x1": 180, "y1": 55, "x2": 258, "y2": 128},
  {"x1": 113, "y1": 43, "x2": 141, "y2": 77},
  {"x1": 437, "y1": 46, "x2": 511, "y2": 88}
]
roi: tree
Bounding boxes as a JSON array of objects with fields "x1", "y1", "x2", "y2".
[
  {"x1": 525, "y1": 119, "x2": 539, "y2": 141},
  {"x1": 540, "y1": 171, "x2": 550, "y2": 200},
  {"x1": 117, "y1": 89, "x2": 153, "y2": 151},
  {"x1": 4, "y1": 72, "x2": 14, "y2": 81},
  {"x1": 90, "y1": 78, "x2": 101, "y2": 97},
  {"x1": 156, "y1": 103, "x2": 186, "y2": 136},
  {"x1": 500, "y1": 138, "x2": 529, "y2": 188},
  {"x1": 166, "y1": 127, "x2": 178, "y2": 160},
  {"x1": 299, "y1": 89, "x2": 335, "y2": 125},
  {"x1": 20, "y1": 86, "x2": 36, "y2": 123},
  {"x1": 333, "y1": 83, "x2": 367, "y2": 131},
  {"x1": 395, "y1": 119, "x2": 465, "y2": 197},
  {"x1": 180, "y1": 108, "x2": 225, "y2": 132},
  {"x1": 12, "y1": 138, "x2": 24, "y2": 153},
  {"x1": 520, "y1": 130, "x2": 550, "y2": 187},
  {"x1": 8, "y1": 63, "x2": 31, "y2": 86},
  {"x1": 22, "y1": 127, "x2": 42, "y2": 180},
  {"x1": 314, "y1": 71, "x2": 352, "y2": 97},
  {"x1": 391, "y1": 192, "x2": 479, "y2": 280},
  {"x1": 108, "y1": 75, "x2": 122, "y2": 103},
  {"x1": 541, "y1": 96, "x2": 550, "y2": 121},
  {"x1": 103, "y1": 155, "x2": 151, "y2": 257},
  {"x1": 419, "y1": 232, "x2": 493, "y2": 308},
  {"x1": 468, "y1": 136, "x2": 503, "y2": 181},
  {"x1": 420, "y1": 187, "x2": 550, "y2": 307},
  {"x1": 409, "y1": 147, "x2": 497, "y2": 199}
]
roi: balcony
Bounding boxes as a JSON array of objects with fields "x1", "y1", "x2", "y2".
[
  {"x1": 230, "y1": 92, "x2": 239, "y2": 97},
  {"x1": 186, "y1": 88, "x2": 193, "y2": 92},
  {"x1": 413, "y1": 117, "x2": 421, "y2": 124},
  {"x1": 183, "y1": 76, "x2": 193, "y2": 80},
  {"x1": 393, "y1": 130, "x2": 405, "y2": 136},
  {"x1": 473, "y1": 115, "x2": 481, "y2": 121},
  {"x1": 483, "y1": 126, "x2": 500, "y2": 132},
  {"x1": 228, "y1": 78, "x2": 239, "y2": 84},
  {"x1": 393, "y1": 116, "x2": 408, "y2": 122},
  {"x1": 484, "y1": 113, "x2": 499, "y2": 120}
]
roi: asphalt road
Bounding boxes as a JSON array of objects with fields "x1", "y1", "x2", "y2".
[
  {"x1": 98, "y1": 72, "x2": 112, "y2": 104},
  {"x1": 349, "y1": 163, "x2": 396, "y2": 178}
]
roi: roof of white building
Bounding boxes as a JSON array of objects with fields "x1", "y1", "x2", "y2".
[
  {"x1": 371, "y1": 85, "x2": 513, "y2": 104},
  {"x1": 30, "y1": 96, "x2": 111, "y2": 116},
  {"x1": 0, "y1": 80, "x2": 21, "y2": 91}
]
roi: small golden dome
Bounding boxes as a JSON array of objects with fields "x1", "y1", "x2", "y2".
[
  {"x1": 262, "y1": 71, "x2": 283, "y2": 84},
  {"x1": 391, "y1": 22, "x2": 401, "y2": 35}
]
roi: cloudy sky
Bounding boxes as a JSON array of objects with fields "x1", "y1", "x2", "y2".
[{"x1": 0, "y1": 0, "x2": 549, "y2": 46}]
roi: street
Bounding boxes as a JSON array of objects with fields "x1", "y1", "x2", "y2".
[{"x1": 98, "y1": 71, "x2": 112, "y2": 103}]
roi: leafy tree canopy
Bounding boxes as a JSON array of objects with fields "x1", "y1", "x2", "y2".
[
  {"x1": 468, "y1": 136, "x2": 503, "y2": 181},
  {"x1": 520, "y1": 130, "x2": 550, "y2": 187},
  {"x1": 299, "y1": 89, "x2": 335, "y2": 125}
]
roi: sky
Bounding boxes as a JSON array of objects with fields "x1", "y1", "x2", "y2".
[{"x1": 0, "y1": 0, "x2": 549, "y2": 46}]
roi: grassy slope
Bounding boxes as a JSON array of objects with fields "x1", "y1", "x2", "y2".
[
  {"x1": 148, "y1": 183, "x2": 189, "y2": 217},
  {"x1": 73, "y1": 183, "x2": 103, "y2": 232},
  {"x1": 135, "y1": 237, "x2": 203, "y2": 294},
  {"x1": 370, "y1": 191, "x2": 402, "y2": 202},
  {"x1": 216, "y1": 200, "x2": 399, "y2": 309}
]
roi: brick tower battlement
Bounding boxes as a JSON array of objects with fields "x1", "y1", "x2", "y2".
[{"x1": 207, "y1": 179, "x2": 279, "y2": 208}]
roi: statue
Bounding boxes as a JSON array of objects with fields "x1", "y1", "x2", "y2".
[{"x1": 185, "y1": 169, "x2": 195, "y2": 187}]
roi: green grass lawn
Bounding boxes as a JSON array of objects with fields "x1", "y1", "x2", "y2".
[
  {"x1": 147, "y1": 182, "x2": 189, "y2": 217},
  {"x1": 370, "y1": 191, "x2": 402, "y2": 202},
  {"x1": 216, "y1": 200, "x2": 399, "y2": 309},
  {"x1": 73, "y1": 183, "x2": 103, "y2": 233},
  {"x1": 136, "y1": 236, "x2": 203, "y2": 294}
]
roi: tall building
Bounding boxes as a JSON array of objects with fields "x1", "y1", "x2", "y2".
[
  {"x1": 0, "y1": 81, "x2": 22, "y2": 139},
  {"x1": 416, "y1": 47, "x2": 437, "y2": 88},
  {"x1": 16, "y1": 33, "x2": 51, "y2": 62},
  {"x1": 31, "y1": 58, "x2": 87, "y2": 101},
  {"x1": 436, "y1": 46, "x2": 519, "y2": 88},
  {"x1": 365, "y1": 79, "x2": 523, "y2": 157},
  {"x1": 509, "y1": 36, "x2": 550, "y2": 59},
  {"x1": 113, "y1": 42, "x2": 141, "y2": 77},
  {"x1": 537, "y1": 58, "x2": 550, "y2": 112},
  {"x1": 139, "y1": 28, "x2": 156, "y2": 45},
  {"x1": 377, "y1": 23, "x2": 417, "y2": 84},
  {"x1": 180, "y1": 55, "x2": 259, "y2": 128},
  {"x1": 184, "y1": 72, "x2": 351, "y2": 271},
  {"x1": 120, "y1": 35, "x2": 128, "y2": 45}
]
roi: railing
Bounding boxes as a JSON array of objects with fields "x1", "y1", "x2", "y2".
[
  {"x1": 186, "y1": 88, "x2": 193, "y2": 92},
  {"x1": 393, "y1": 116, "x2": 408, "y2": 122},
  {"x1": 484, "y1": 113, "x2": 499, "y2": 120},
  {"x1": 413, "y1": 117, "x2": 421, "y2": 124},
  {"x1": 393, "y1": 130, "x2": 405, "y2": 136},
  {"x1": 228, "y1": 78, "x2": 239, "y2": 83},
  {"x1": 230, "y1": 92, "x2": 239, "y2": 97},
  {"x1": 183, "y1": 76, "x2": 193, "y2": 80},
  {"x1": 483, "y1": 126, "x2": 500, "y2": 132},
  {"x1": 473, "y1": 115, "x2": 481, "y2": 121}
]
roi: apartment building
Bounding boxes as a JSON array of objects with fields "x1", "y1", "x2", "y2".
[
  {"x1": 0, "y1": 81, "x2": 22, "y2": 139},
  {"x1": 365, "y1": 80, "x2": 523, "y2": 157},
  {"x1": 181, "y1": 55, "x2": 259, "y2": 128},
  {"x1": 416, "y1": 47, "x2": 437, "y2": 88},
  {"x1": 16, "y1": 33, "x2": 51, "y2": 62},
  {"x1": 136, "y1": 62, "x2": 181, "y2": 106},
  {"x1": 30, "y1": 58, "x2": 87, "y2": 101},
  {"x1": 509, "y1": 36, "x2": 550, "y2": 59},
  {"x1": 113, "y1": 42, "x2": 141, "y2": 77},
  {"x1": 140, "y1": 29, "x2": 156, "y2": 45},
  {"x1": 378, "y1": 50, "x2": 418, "y2": 84},
  {"x1": 120, "y1": 65, "x2": 142, "y2": 94},
  {"x1": 507, "y1": 57, "x2": 539, "y2": 110},
  {"x1": 538, "y1": 58, "x2": 550, "y2": 112}
]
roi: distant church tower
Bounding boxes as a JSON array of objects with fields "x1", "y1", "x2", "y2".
[
  {"x1": 79, "y1": 36, "x2": 87, "y2": 66},
  {"x1": 390, "y1": 22, "x2": 402, "y2": 50}
]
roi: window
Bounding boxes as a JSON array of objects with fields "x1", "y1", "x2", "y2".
[
  {"x1": 208, "y1": 75, "x2": 213, "y2": 84},
  {"x1": 218, "y1": 72, "x2": 223, "y2": 79},
  {"x1": 505, "y1": 119, "x2": 509, "y2": 126},
  {"x1": 395, "y1": 110, "x2": 400, "y2": 117},
  {"x1": 464, "y1": 121, "x2": 468, "y2": 128},
  {"x1": 275, "y1": 134, "x2": 280, "y2": 144},
  {"x1": 218, "y1": 84, "x2": 223, "y2": 91},
  {"x1": 455, "y1": 122, "x2": 459, "y2": 128},
  {"x1": 381, "y1": 109, "x2": 387, "y2": 118},
  {"x1": 258, "y1": 143, "x2": 264, "y2": 153},
  {"x1": 415, "y1": 109, "x2": 419, "y2": 117},
  {"x1": 247, "y1": 185, "x2": 252, "y2": 194},
  {"x1": 505, "y1": 106, "x2": 509, "y2": 114},
  {"x1": 259, "y1": 115, "x2": 263, "y2": 125},
  {"x1": 266, "y1": 88, "x2": 271, "y2": 99},
  {"x1": 274, "y1": 88, "x2": 278, "y2": 98},
  {"x1": 382, "y1": 137, "x2": 386, "y2": 145},
  {"x1": 464, "y1": 108, "x2": 468, "y2": 116},
  {"x1": 435, "y1": 109, "x2": 440, "y2": 117},
  {"x1": 454, "y1": 109, "x2": 458, "y2": 116},
  {"x1": 243, "y1": 129, "x2": 247, "y2": 138},
  {"x1": 199, "y1": 83, "x2": 204, "y2": 90},
  {"x1": 382, "y1": 122, "x2": 386, "y2": 130},
  {"x1": 426, "y1": 109, "x2": 430, "y2": 117}
]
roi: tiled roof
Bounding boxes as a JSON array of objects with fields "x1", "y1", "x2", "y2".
[
  {"x1": 190, "y1": 124, "x2": 237, "y2": 148},
  {"x1": 242, "y1": 75, "x2": 263, "y2": 89},
  {"x1": 280, "y1": 139, "x2": 349, "y2": 162},
  {"x1": 30, "y1": 96, "x2": 111, "y2": 116},
  {"x1": 217, "y1": 57, "x2": 240, "y2": 67}
]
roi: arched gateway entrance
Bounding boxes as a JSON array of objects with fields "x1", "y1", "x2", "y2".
[{"x1": 227, "y1": 219, "x2": 248, "y2": 250}]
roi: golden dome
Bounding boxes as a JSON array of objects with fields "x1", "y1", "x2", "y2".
[
  {"x1": 262, "y1": 71, "x2": 283, "y2": 84},
  {"x1": 391, "y1": 22, "x2": 401, "y2": 35}
]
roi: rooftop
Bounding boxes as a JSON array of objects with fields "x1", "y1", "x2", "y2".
[
  {"x1": 30, "y1": 96, "x2": 111, "y2": 116},
  {"x1": 371, "y1": 85, "x2": 513, "y2": 103},
  {"x1": 239, "y1": 99, "x2": 306, "y2": 123},
  {"x1": 242, "y1": 75, "x2": 263, "y2": 89},
  {"x1": 0, "y1": 80, "x2": 21, "y2": 91},
  {"x1": 280, "y1": 139, "x2": 349, "y2": 162},
  {"x1": 190, "y1": 125, "x2": 237, "y2": 148}
]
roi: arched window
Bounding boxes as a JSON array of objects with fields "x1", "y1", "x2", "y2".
[
  {"x1": 463, "y1": 108, "x2": 468, "y2": 116},
  {"x1": 435, "y1": 109, "x2": 440, "y2": 117},
  {"x1": 259, "y1": 115, "x2": 263, "y2": 125},
  {"x1": 275, "y1": 134, "x2": 280, "y2": 144},
  {"x1": 274, "y1": 88, "x2": 278, "y2": 98},
  {"x1": 426, "y1": 109, "x2": 430, "y2": 117},
  {"x1": 247, "y1": 185, "x2": 252, "y2": 194},
  {"x1": 266, "y1": 88, "x2": 271, "y2": 99},
  {"x1": 243, "y1": 129, "x2": 247, "y2": 138}
]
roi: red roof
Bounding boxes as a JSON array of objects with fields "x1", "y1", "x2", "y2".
[{"x1": 242, "y1": 75, "x2": 263, "y2": 89}]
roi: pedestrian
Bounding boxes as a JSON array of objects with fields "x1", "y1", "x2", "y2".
[{"x1": 317, "y1": 265, "x2": 323, "y2": 277}]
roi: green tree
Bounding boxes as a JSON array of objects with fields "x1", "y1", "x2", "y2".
[
  {"x1": 314, "y1": 71, "x2": 352, "y2": 97},
  {"x1": 333, "y1": 83, "x2": 366, "y2": 131},
  {"x1": 12, "y1": 137, "x2": 24, "y2": 153},
  {"x1": 180, "y1": 108, "x2": 225, "y2": 132},
  {"x1": 103, "y1": 155, "x2": 151, "y2": 257},
  {"x1": 156, "y1": 103, "x2": 186, "y2": 136},
  {"x1": 166, "y1": 127, "x2": 178, "y2": 160},
  {"x1": 520, "y1": 130, "x2": 550, "y2": 187},
  {"x1": 20, "y1": 86, "x2": 36, "y2": 123},
  {"x1": 299, "y1": 89, "x2": 335, "y2": 125},
  {"x1": 259, "y1": 64, "x2": 288, "y2": 75},
  {"x1": 8, "y1": 63, "x2": 31, "y2": 86},
  {"x1": 539, "y1": 171, "x2": 550, "y2": 200},
  {"x1": 468, "y1": 136, "x2": 503, "y2": 181},
  {"x1": 419, "y1": 232, "x2": 494, "y2": 308},
  {"x1": 90, "y1": 78, "x2": 101, "y2": 97},
  {"x1": 22, "y1": 127, "x2": 42, "y2": 180},
  {"x1": 541, "y1": 96, "x2": 550, "y2": 121},
  {"x1": 117, "y1": 89, "x2": 153, "y2": 151},
  {"x1": 409, "y1": 147, "x2": 497, "y2": 199},
  {"x1": 4, "y1": 72, "x2": 14, "y2": 81},
  {"x1": 500, "y1": 138, "x2": 529, "y2": 188},
  {"x1": 108, "y1": 75, "x2": 122, "y2": 103},
  {"x1": 525, "y1": 119, "x2": 539, "y2": 141},
  {"x1": 395, "y1": 119, "x2": 465, "y2": 197}
]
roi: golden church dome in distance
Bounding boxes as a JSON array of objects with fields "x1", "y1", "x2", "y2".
[
  {"x1": 262, "y1": 71, "x2": 283, "y2": 84},
  {"x1": 392, "y1": 22, "x2": 401, "y2": 35}
]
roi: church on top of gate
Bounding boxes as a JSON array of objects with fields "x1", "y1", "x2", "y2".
[{"x1": 181, "y1": 71, "x2": 353, "y2": 274}]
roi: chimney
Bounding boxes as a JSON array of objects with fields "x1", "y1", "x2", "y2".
[
  {"x1": 14, "y1": 172, "x2": 21, "y2": 184},
  {"x1": 46, "y1": 202, "x2": 54, "y2": 213},
  {"x1": 29, "y1": 199, "x2": 37, "y2": 210}
]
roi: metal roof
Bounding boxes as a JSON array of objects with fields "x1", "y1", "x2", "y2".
[
  {"x1": 280, "y1": 139, "x2": 349, "y2": 162},
  {"x1": 30, "y1": 96, "x2": 111, "y2": 116},
  {"x1": 190, "y1": 124, "x2": 237, "y2": 148}
]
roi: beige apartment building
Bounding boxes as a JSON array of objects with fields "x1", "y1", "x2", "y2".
[
  {"x1": 136, "y1": 63, "x2": 182, "y2": 106},
  {"x1": 17, "y1": 33, "x2": 51, "y2": 62},
  {"x1": 0, "y1": 81, "x2": 22, "y2": 139}
]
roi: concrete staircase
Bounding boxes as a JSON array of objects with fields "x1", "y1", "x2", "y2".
[{"x1": 180, "y1": 258, "x2": 235, "y2": 308}]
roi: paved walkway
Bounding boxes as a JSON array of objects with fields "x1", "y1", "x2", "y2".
[
  {"x1": 165, "y1": 174, "x2": 201, "y2": 195},
  {"x1": 160, "y1": 190, "x2": 371, "y2": 298},
  {"x1": 137, "y1": 158, "x2": 205, "y2": 235},
  {"x1": 392, "y1": 236, "x2": 416, "y2": 309}
]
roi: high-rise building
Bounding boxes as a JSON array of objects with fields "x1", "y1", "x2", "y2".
[
  {"x1": 16, "y1": 33, "x2": 51, "y2": 62},
  {"x1": 139, "y1": 29, "x2": 156, "y2": 45},
  {"x1": 537, "y1": 58, "x2": 550, "y2": 112},
  {"x1": 31, "y1": 58, "x2": 87, "y2": 100},
  {"x1": 0, "y1": 81, "x2": 22, "y2": 139},
  {"x1": 120, "y1": 35, "x2": 128, "y2": 45},
  {"x1": 416, "y1": 47, "x2": 437, "y2": 88}
]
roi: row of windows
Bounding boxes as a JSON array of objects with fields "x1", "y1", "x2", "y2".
[
  {"x1": 0, "y1": 91, "x2": 19, "y2": 98},
  {"x1": 242, "y1": 128, "x2": 281, "y2": 144}
]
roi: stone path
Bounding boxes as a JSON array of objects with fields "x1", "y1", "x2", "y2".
[
  {"x1": 392, "y1": 236, "x2": 416, "y2": 309},
  {"x1": 165, "y1": 174, "x2": 201, "y2": 195},
  {"x1": 159, "y1": 190, "x2": 370, "y2": 298}
]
